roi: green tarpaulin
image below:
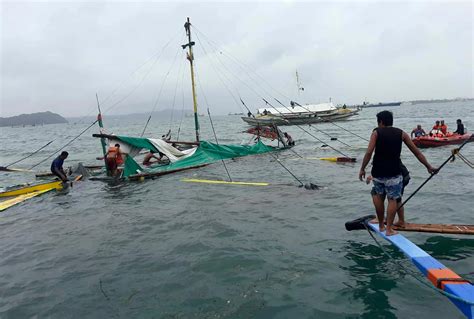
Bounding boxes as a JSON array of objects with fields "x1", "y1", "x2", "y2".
[{"x1": 114, "y1": 136, "x2": 277, "y2": 178}]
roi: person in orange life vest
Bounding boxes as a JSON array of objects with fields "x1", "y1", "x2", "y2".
[
  {"x1": 105, "y1": 144, "x2": 124, "y2": 176},
  {"x1": 439, "y1": 120, "x2": 448, "y2": 135}
]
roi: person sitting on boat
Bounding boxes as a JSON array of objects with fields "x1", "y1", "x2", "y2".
[
  {"x1": 454, "y1": 119, "x2": 465, "y2": 135},
  {"x1": 359, "y1": 110, "x2": 437, "y2": 236},
  {"x1": 51, "y1": 151, "x2": 69, "y2": 182},
  {"x1": 263, "y1": 109, "x2": 268, "y2": 116},
  {"x1": 430, "y1": 120, "x2": 443, "y2": 137},
  {"x1": 410, "y1": 125, "x2": 426, "y2": 138},
  {"x1": 284, "y1": 132, "x2": 295, "y2": 146},
  {"x1": 247, "y1": 111, "x2": 252, "y2": 117},
  {"x1": 440, "y1": 120, "x2": 448, "y2": 135},
  {"x1": 105, "y1": 144, "x2": 124, "y2": 177},
  {"x1": 143, "y1": 150, "x2": 163, "y2": 166}
]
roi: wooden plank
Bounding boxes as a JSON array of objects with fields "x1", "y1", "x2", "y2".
[{"x1": 393, "y1": 223, "x2": 474, "y2": 235}]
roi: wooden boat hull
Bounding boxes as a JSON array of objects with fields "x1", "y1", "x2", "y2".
[
  {"x1": 413, "y1": 133, "x2": 474, "y2": 148},
  {"x1": 241, "y1": 109, "x2": 359, "y2": 126},
  {"x1": 0, "y1": 180, "x2": 63, "y2": 197}
]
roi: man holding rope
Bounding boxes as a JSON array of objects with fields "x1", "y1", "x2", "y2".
[{"x1": 359, "y1": 111, "x2": 437, "y2": 236}]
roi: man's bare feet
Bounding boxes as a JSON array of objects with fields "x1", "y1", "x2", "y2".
[
  {"x1": 385, "y1": 229, "x2": 398, "y2": 236},
  {"x1": 379, "y1": 225, "x2": 386, "y2": 232}
]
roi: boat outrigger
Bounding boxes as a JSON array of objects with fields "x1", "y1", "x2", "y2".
[
  {"x1": 93, "y1": 18, "x2": 289, "y2": 181},
  {"x1": 346, "y1": 215, "x2": 474, "y2": 318}
]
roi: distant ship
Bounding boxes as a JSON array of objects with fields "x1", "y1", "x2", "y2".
[{"x1": 357, "y1": 101, "x2": 402, "y2": 108}]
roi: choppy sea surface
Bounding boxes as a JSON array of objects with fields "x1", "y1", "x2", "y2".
[{"x1": 0, "y1": 101, "x2": 473, "y2": 318}]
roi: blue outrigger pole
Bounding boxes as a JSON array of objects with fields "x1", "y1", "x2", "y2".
[{"x1": 346, "y1": 215, "x2": 474, "y2": 318}]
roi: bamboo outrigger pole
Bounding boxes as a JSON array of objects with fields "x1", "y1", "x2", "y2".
[{"x1": 182, "y1": 17, "x2": 200, "y2": 143}]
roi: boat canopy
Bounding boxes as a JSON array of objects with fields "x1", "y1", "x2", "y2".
[
  {"x1": 107, "y1": 136, "x2": 277, "y2": 178},
  {"x1": 257, "y1": 102, "x2": 336, "y2": 115}
]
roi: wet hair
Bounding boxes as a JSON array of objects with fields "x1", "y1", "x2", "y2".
[
  {"x1": 376, "y1": 110, "x2": 393, "y2": 126},
  {"x1": 457, "y1": 119, "x2": 462, "y2": 123},
  {"x1": 441, "y1": 120, "x2": 445, "y2": 124},
  {"x1": 60, "y1": 151, "x2": 69, "y2": 157},
  {"x1": 436, "y1": 120, "x2": 440, "y2": 124},
  {"x1": 115, "y1": 143, "x2": 120, "y2": 147}
]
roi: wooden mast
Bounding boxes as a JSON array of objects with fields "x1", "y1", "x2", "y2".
[
  {"x1": 95, "y1": 93, "x2": 109, "y2": 175},
  {"x1": 182, "y1": 17, "x2": 200, "y2": 143}
]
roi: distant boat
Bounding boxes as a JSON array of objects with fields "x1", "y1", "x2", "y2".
[
  {"x1": 358, "y1": 101, "x2": 402, "y2": 108},
  {"x1": 241, "y1": 102, "x2": 359, "y2": 126}
]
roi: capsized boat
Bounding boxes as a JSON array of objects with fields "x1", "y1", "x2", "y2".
[
  {"x1": 241, "y1": 102, "x2": 359, "y2": 126},
  {"x1": 93, "y1": 18, "x2": 287, "y2": 181},
  {"x1": 413, "y1": 133, "x2": 473, "y2": 148},
  {"x1": 346, "y1": 215, "x2": 474, "y2": 318},
  {"x1": 93, "y1": 134, "x2": 279, "y2": 181}
]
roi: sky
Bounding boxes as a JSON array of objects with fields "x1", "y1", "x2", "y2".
[{"x1": 1, "y1": 0, "x2": 472, "y2": 117}]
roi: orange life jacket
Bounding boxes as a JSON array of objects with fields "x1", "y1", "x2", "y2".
[{"x1": 107, "y1": 146, "x2": 124, "y2": 165}]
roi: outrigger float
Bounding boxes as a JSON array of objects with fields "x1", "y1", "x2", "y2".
[{"x1": 346, "y1": 215, "x2": 474, "y2": 318}]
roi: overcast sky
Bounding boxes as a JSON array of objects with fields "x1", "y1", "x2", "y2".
[{"x1": 1, "y1": 0, "x2": 472, "y2": 117}]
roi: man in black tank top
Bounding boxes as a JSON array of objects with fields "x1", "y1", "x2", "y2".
[{"x1": 359, "y1": 111, "x2": 437, "y2": 236}]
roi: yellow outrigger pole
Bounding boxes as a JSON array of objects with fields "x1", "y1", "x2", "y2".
[{"x1": 183, "y1": 17, "x2": 200, "y2": 143}]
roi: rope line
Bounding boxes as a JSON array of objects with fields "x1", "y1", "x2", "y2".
[
  {"x1": 3, "y1": 140, "x2": 54, "y2": 168},
  {"x1": 28, "y1": 120, "x2": 98, "y2": 170}
]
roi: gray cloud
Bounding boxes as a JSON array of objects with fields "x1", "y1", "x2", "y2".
[{"x1": 1, "y1": 1, "x2": 472, "y2": 117}]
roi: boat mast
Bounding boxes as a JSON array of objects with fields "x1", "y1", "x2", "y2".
[
  {"x1": 95, "y1": 93, "x2": 109, "y2": 174},
  {"x1": 182, "y1": 17, "x2": 200, "y2": 143},
  {"x1": 296, "y1": 70, "x2": 304, "y2": 98}
]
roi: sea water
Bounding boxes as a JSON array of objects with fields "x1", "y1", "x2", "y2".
[{"x1": 0, "y1": 101, "x2": 472, "y2": 318}]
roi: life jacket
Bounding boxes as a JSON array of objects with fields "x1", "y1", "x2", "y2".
[
  {"x1": 107, "y1": 146, "x2": 124, "y2": 165},
  {"x1": 440, "y1": 125, "x2": 447, "y2": 135}
]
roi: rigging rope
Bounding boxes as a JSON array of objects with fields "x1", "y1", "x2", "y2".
[
  {"x1": 364, "y1": 223, "x2": 474, "y2": 306},
  {"x1": 398, "y1": 140, "x2": 472, "y2": 211},
  {"x1": 141, "y1": 37, "x2": 184, "y2": 137},
  {"x1": 2, "y1": 140, "x2": 54, "y2": 168},
  {"x1": 28, "y1": 120, "x2": 98, "y2": 170},
  {"x1": 207, "y1": 108, "x2": 233, "y2": 182},
  {"x1": 452, "y1": 147, "x2": 474, "y2": 169}
]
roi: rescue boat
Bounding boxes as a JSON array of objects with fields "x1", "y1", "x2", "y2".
[{"x1": 413, "y1": 133, "x2": 473, "y2": 148}]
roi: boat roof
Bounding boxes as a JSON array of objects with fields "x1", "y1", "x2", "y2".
[{"x1": 257, "y1": 102, "x2": 336, "y2": 115}]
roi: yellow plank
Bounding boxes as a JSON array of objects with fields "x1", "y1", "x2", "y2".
[
  {"x1": 181, "y1": 178, "x2": 269, "y2": 186},
  {"x1": 0, "y1": 189, "x2": 52, "y2": 211},
  {"x1": 0, "y1": 181, "x2": 63, "y2": 197},
  {"x1": 319, "y1": 157, "x2": 338, "y2": 162}
]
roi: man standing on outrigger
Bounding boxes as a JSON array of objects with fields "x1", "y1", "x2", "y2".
[{"x1": 359, "y1": 111, "x2": 437, "y2": 236}]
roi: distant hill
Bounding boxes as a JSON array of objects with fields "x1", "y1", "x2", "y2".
[{"x1": 0, "y1": 111, "x2": 68, "y2": 127}]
